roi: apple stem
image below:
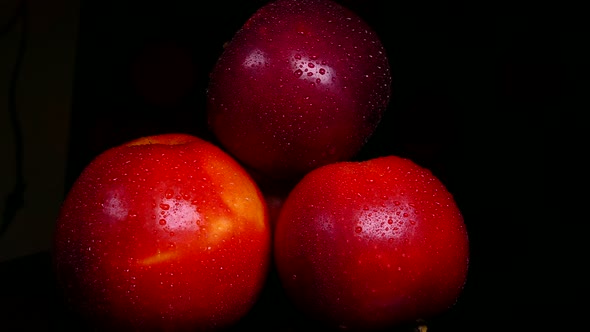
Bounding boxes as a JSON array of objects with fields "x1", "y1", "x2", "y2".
[{"x1": 415, "y1": 319, "x2": 428, "y2": 332}]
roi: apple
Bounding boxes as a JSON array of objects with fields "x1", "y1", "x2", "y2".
[
  {"x1": 52, "y1": 133, "x2": 272, "y2": 331},
  {"x1": 273, "y1": 155, "x2": 470, "y2": 330},
  {"x1": 206, "y1": 0, "x2": 391, "y2": 180}
]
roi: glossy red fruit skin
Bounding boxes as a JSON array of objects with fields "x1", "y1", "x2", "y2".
[
  {"x1": 273, "y1": 156, "x2": 469, "y2": 330},
  {"x1": 207, "y1": 0, "x2": 391, "y2": 179},
  {"x1": 52, "y1": 133, "x2": 271, "y2": 331}
]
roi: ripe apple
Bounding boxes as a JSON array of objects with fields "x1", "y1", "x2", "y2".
[
  {"x1": 273, "y1": 155, "x2": 470, "y2": 330},
  {"x1": 52, "y1": 133, "x2": 272, "y2": 331},
  {"x1": 206, "y1": 0, "x2": 391, "y2": 180}
]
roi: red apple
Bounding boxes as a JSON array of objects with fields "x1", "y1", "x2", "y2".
[
  {"x1": 206, "y1": 0, "x2": 391, "y2": 180},
  {"x1": 273, "y1": 155, "x2": 470, "y2": 330},
  {"x1": 52, "y1": 133, "x2": 271, "y2": 331}
]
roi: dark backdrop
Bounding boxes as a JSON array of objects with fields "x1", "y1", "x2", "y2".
[{"x1": 4, "y1": 0, "x2": 556, "y2": 331}]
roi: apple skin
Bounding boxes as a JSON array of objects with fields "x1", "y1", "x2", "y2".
[
  {"x1": 273, "y1": 155, "x2": 470, "y2": 330},
  {"x1": 206, "y1": 0, "x2": 391, "y2": 180},
  {"x1": 52, "y1": 133, "x2": 272, "y2": 331}
]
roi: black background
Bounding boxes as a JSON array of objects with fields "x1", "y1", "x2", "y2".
[{"x1": 2, "y1": 0, "x2": 558, "y2": 331}]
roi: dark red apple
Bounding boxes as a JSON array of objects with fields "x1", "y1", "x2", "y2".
[
  {"x1": 273, "y1": 155, "x2": 470, "y2": 330},
  {"x1": 52, "y1": 133, "x2": 271, "y2": 331},
  {"x1": 206, "y1": 0, "x2": 391, "y2": 179}
]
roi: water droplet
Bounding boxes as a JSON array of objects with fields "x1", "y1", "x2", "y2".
[
  {"x1": 169, "y1": 231, "x2": 175, "y2": 236},
  {"x1": 394, "y1": 201, "x2": 401, "y2": 206},
  {"x1": 403, "y1": 212, "x2": 409, "y2": 218},
  {"x1": 387, "y1": 218, "x2": 393, "y2": 224},
  {"x1": 294, "y1": 54, "x2": 301, "y2": 60},
  {"x1": 294, "y1": 69, "x2": 303, "y2": 77},
  {"x1": 160, "y1": 203, "x2": 170, "y2": 210},
  {"x1": 165, "y1": 190, "x2": 174, "y2": 199},
  {"x1": 355, "y1": 226, "x2": 362, "y2": 233},
  {"x1": 308, "y1": 62, "x2": 315, "y2": 68},
  {"x1": 410, "y1": 220, "x2": 416, "y2": 225},
  {"x1": 315, "y1": 78, "x2": 321, "y2": 84},
  {"x1": 159, "y1": 219, "x2": 167, "y2": 226},
  {"x1": 319, "y1": 68, "x2": 326, "y2": 75}
]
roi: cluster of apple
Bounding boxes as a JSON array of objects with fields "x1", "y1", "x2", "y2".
[{"x1": 52, "y1": 0, "x2": 470, "y2": 331}]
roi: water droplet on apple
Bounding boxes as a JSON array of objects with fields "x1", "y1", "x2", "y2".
[
  {"x1": 165, "y1": 190, "x2": 174, "y2": 199},
  {"x1": 159, "y1": 219, "x2": 167, "y2": 225},
  {"x1": 294, "y1": 69, "x2": 303, "y2": 77},
  {"x1": 355, "y1": 226, "x2": 362, "y2": 233},
  {"x1": 160, "y1": 203, "x2": 170, "y2": 210}
]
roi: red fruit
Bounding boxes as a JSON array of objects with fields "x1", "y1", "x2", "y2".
[
  {"x1": 273, "y1": 155, "x2": 469, "y2": 330},
  {"x1": 52, "y1": 133, "x2": 271, "y2": 331},
  {"x1": 207, "y1": 0, "x2": 391, "y2": 179}
]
